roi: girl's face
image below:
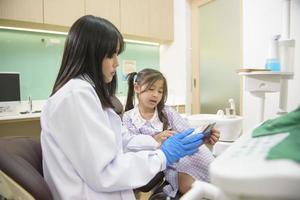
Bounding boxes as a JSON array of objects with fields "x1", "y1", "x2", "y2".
[
  {"x1": 102, "y1": 50, "x2": 119, "y2": 83},
  {"x1": 135, "y1": 79, "x2": 164, "y2": 111}
]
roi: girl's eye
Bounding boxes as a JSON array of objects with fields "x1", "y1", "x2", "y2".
[{"x1": 158, "y1": 91, "x2": 163, "y2": 94}]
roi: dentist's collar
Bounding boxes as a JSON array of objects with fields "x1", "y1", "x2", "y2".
[{"x1": 79, "y1": 74, "x2": 95, "y2": 87}]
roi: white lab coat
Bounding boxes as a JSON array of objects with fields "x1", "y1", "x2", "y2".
[{"x1": 40, "y1": 77, "x2": 166, "y2": 200}]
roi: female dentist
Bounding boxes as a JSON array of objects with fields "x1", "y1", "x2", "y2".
[{"x1": 40, "y1": 15, "x2": 204, "y2": 200}]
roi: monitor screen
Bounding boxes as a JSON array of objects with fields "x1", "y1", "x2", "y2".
[{"x1": 0, "y1": 72, "x2": 21, "y2": 102}]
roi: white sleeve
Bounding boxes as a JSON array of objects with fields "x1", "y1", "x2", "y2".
[
  {"x1": 47, "y1": 87, "x2": 166, "y2": 192},
  {"x1": 121, "y1": 126, "x2": 159, "y2": 152}
]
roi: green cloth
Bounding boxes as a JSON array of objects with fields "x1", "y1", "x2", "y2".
[{"x1": 252, "y1": 106, "x2": 300, "y2": 163}]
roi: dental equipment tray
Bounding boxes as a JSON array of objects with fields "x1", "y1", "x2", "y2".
[{"x1": 236, "y1": 68, "x2": 271, "y2": 73}]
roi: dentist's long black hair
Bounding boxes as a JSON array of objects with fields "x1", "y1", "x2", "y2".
[
  {"x1": 51, "y1": 15, "x2": 124, "y2": 108},
  {"x1": 125, "y1": 68, "x2": 169, "y2": 130}
]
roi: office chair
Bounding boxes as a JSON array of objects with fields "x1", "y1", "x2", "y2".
[{"x1": 0, "y1": 137, "x2": 53, "y2": 200}]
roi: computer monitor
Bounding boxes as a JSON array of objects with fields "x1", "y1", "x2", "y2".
[{"x1": 0, "y1": 72, "x2": 21, "y2": 116}]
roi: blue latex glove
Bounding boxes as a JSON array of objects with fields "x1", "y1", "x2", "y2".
[{"x1": 160, "y1": 128, "x2": 204, "y2": 166}]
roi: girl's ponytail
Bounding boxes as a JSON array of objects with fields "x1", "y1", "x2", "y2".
[{"x1": 125, "y1": 72, "x2": 137, "y2": 111}]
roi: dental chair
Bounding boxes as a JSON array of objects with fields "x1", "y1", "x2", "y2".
[
  {"x1": 0, "y1": 136, "x2": 53, "y2": 200},
  {"x1": 0, "y1": 136, "x2": 169, "y2": 200},
  {"x1": 0, "y1": 136, "x2": 167, "y2": 200},
  {"x1": 0, "y1": 97, "x2": 170, "y2": 200}
]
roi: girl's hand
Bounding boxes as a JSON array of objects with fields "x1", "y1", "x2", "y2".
[
  {"x1": 204, "y1": 128, "x2": 220, "y2": 145},
  {"x1": 153, "y1": 130, "x2": 175, "y2": 145}
]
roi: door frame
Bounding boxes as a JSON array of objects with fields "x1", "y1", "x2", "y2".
[
  {"x1": 190, "y1": 0, "x2": 214, "y2": 114},
  {"x1": 190, "y1": 0, "x2": 243, "y2": 115}
]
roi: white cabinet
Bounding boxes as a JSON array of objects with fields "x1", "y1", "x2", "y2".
[
  {"x1": 239, "y1": 71, "x2": 294, "y2": 122},
  {"x1": 240, "y1": 72, "x2": 293, "y2": 92}
]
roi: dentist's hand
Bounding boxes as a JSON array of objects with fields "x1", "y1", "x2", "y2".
[{"x1": 160, "y1": 128, "x2": 204, "y2": 166}]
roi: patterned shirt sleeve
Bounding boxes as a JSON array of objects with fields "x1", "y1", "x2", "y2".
[
  {"x1": 164, "y1": 106, "x2": 189, "y2": 132},
  {"x1": 122, "y1": 110, "x2": 140, "y2": 135},
  {"x1": 122, "y1": 110, "x2": 159, "y2": 151}
]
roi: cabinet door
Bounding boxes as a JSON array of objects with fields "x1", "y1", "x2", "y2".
[
  {"x1": 120, "y1": 0, "x2": 149, "y2": 38},
  {"x1": 85, "y1": 0, "x2": 120, "y2": 29},
  {"x1": 149, "y1": 0, "x2": 173, "y2": 42},
  {"x1": 44, "y1": 0, "x2": 85, "y2": 27},
  {"x1": 0, "y1": 0, "x2": 43, "y2": 23}
]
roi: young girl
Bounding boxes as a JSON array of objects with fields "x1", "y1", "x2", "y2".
[
  {"x1": 40, "y1": 16, "x2": 204, "y2": 200},
  {"x1": 123, "y1": 68, "x2": 220, "y2": 198}
]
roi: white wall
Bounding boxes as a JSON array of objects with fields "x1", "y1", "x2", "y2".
[
  {"x1": 162, "y1": 0, "x2": 299, "y2": 128},
  {"x1": 160, "y1": 0, "x2": 191, "y2": 112},
  {"x1": 243, "y1": 0, "x2": 300, "y2": 131}
]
